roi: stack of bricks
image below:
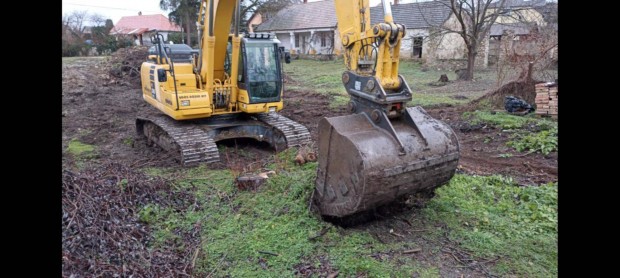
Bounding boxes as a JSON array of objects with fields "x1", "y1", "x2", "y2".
[{"x1": 535, "y1": 82, "x2": 558, "y2": 117}]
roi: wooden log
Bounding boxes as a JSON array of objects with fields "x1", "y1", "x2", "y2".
[{"x1": 235, "y1": 174, "x2": 266, "y2": 191}]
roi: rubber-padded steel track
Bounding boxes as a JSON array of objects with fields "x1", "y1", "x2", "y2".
[
  {"x1": 256, "y1": 113, "x2": 311, "y2": 147},
  {"x1": 136, "y1": 115, "x2": 220, "y2": 166}
]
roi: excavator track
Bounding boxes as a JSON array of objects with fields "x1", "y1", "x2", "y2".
[
  {"x1": 256, "y1": 113, "x2": 311, "y2": 148},
  {"x1": 136, "y1": 115, "x2": 220, "y2": 166},
  {"x1": 136, "y1": 113, "x2": 310, "y2": 166}
]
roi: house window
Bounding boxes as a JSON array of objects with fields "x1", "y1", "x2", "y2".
[
  {"x1": 320, "y1": 33, "x2": 327, "y2": 47},
  {"x1": 295, "y1": 34, "x2": 299, "y2": 48},
  {"x1": 413, "y1": 37, "x2": 423, "y2": 58}
]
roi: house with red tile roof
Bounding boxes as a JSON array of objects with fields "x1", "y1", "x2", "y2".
[{"x1": 111, "y1": 12, "x2": 182, "y2": 46}]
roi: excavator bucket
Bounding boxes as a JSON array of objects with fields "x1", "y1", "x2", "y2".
[{"x1": 314, "y1": 106, "x2": 460, "y2": 217}]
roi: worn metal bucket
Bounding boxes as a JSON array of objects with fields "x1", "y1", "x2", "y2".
[{"x1": 314, "y1": 106, "x2": 460, "y2": 217}]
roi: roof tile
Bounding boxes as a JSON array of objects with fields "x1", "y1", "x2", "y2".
[
  {"x1": 256, "y1": 0, "x2": 452, "y2": 32},
  {"x1": 112, "y1": 14, "x2": 181, "y2": 34},
  {"x1": 369, "y1": 1, "x2": 452, "y2": 29},
  {"x1": 255, "y1": 0, "x2": 337, "y2": 32}
]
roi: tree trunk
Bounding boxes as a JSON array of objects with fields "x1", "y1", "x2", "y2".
[
  {"x1": 465, "y1": 46, "x2": 476, "y2": 81},
  {"x1": 185, "y1": 11, "x2": 191, "y2": 46}
]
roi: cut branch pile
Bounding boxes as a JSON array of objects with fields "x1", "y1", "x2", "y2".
[
  {"x1": 62, "y1": 163, "x2": 200, "y2": 277},
  {"x1": 106, "y1": 46, "x2": 149, "y2": 88}
]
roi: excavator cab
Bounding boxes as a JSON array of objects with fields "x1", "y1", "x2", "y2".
[
  {"x1": 224, "y1": 34, "x2": 284, "y2": 104},
  {"x1": 242, "y1": 36, "x2": 282, "y2": 103}
]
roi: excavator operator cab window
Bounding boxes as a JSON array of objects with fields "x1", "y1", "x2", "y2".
[{"x1": 243, "y1": 41, "x2": 281, "y2": 104}]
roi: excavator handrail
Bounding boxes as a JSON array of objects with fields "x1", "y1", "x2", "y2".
[{"x1": 152, "y1": 32, "x2": 180, "y2": 110}]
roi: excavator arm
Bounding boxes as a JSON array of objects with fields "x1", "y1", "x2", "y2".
[
  {"x1": 196, "y1": 0, "x2": 240, "y2": 87},
  {"x1": 313, "y1": 0, "x2": 460, "y2": 218},
  {"x1": 335, "y1": 0, "x2": 404, "y2": 90}
]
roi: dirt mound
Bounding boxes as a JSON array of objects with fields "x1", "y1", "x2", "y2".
[
  {"x1": 469, "y1": 65, "x2": 538, "y2": 110},
  {"x1": 62, "y1": 163, "x2": 200, "y2": 277},
  {"x1": 106, "y1": 46, "x2": 149, "y2": 87},
  {"x1": 469, "y1": 79, "x2": 536, "y2": 109}
]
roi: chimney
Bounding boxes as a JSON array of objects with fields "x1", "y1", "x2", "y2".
[
  {"x1": 138, "y1": 11, "x2": 142, "y2": 16},
  {"x1": 394, "y1": 0, "x2": 399, "y2": 4},
  {"x1": 303, "y1": 0, "x2": 307, "y2": 3}
]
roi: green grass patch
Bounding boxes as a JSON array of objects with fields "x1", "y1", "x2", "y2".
[
  {"x1": 140, "y1": 149, "x2": 439, "y2": 276},
  {"x1": 463, "y1": 110, "x2": 558, "y2": 155},
  {"x1": 122, "y1": 137, "x2": 134, "y2": 146},
  {"x1": 62, "y1": 56, "x2": 107, "y2": 65},
  {"x1": 284, "y1": 59, "x2": 348, "y2": 108},
  {"x1": 283, "y1": 59, "x2": 494, "y2": 108},
  {"x1": 408, "y1": 93, "x2": 465, "y2": 107},
  {"x1": 424, "y1": 174, "x2": 557, "y2": 276},
  {"x1": 62, "y1": 57, "x2": 84, "y2": 65},
  {"x1": 463, "y1": 110, "x2": 556, "y2": 130},
  {"x1": 508, "y1": 127, "x2": 558, "y2": 155},
  {"x1": 65, "y1": 139, "x2": 96, "y2": 159},
  {"x1": 142, "y1": 167, "x2": 179, "y2": 179},
  {"x1": 463, "y1": 110, "x2": 531, "y2": 129},
  {"x1": 138, "y1": 148, "x2": 556, "y2": 276}
]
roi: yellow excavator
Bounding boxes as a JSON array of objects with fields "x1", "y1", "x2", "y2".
[
  {"x1": 312, "y1": 0, "x2": 460, "y2": 217},
  {"x1": 137, "y1": 0, "x2": 310, "y2": 165},
  {"x1": 138, "y1": 0, "x2": 459, "y2": 218}
]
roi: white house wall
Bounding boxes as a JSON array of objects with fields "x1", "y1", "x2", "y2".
[
  {"x1": 275, "y1": 32, "x2": 292, "y2": 50},
  {"x1": 400, "y1": 29, "x2": 430, "y2": 59},
  {"x1": 273, "y1": 29, "x2": 337, "y2": 54}
]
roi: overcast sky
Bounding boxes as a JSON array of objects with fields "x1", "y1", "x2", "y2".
[{"x1": 62, "y1": 0, "x2": 416, "y2": 25}]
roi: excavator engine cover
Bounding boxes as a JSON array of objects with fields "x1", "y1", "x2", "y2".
[{"x1": 314, "y1": 106, "x2": 459, "y2": 217}]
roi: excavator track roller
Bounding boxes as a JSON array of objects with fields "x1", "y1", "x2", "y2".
[{"x1": 314, "y1": 106, "x2": 459, "y2": 217}]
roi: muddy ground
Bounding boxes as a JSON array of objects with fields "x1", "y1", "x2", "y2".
[
  {"x1": 62, "y1": 56, "x2": 557, "y2": 276},
  {"x1": 62, "y1": 57, "x2": 556, "y2": 185}
]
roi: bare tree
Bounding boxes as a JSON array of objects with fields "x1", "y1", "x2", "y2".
[
  {"x1": 62, "y1": 14, "x2": 71, "y2": 39},
  {"x1": 65, "y1": 10, "x2": 90, "y2": 40},
  {"x1": 63, "y1": 11, "x2": 108, "y2": 41},
  {"x1": 159, "y1": 1, "x2": 300, "y2": 45},
  {"x1": 161, "y1": 0, "x2": 201, "y2": 45},
  {"x1": 419, "y1": 0, "x2": 508, "y2": 81},
  {"x1": 494, "y1": 2, "x2": 557, "y2": 84},
  {"x1": 240, "y1": 0, "x2": 301, "y2": 31},
  {"x1": 89, "y1": 13, "x2": 107, "y2": 27}
]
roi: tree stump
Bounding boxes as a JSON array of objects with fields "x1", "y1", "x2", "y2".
[
  {"x1": 455, "y1": 69, "x2": 468, "y2": 80},
  {"x1": 235, "y1": 174, "x2": 266, "y2": 191}
]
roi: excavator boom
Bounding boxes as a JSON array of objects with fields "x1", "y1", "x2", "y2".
[{"x1": 313, "y1": 0, "x2": 460, "y2": 217}]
